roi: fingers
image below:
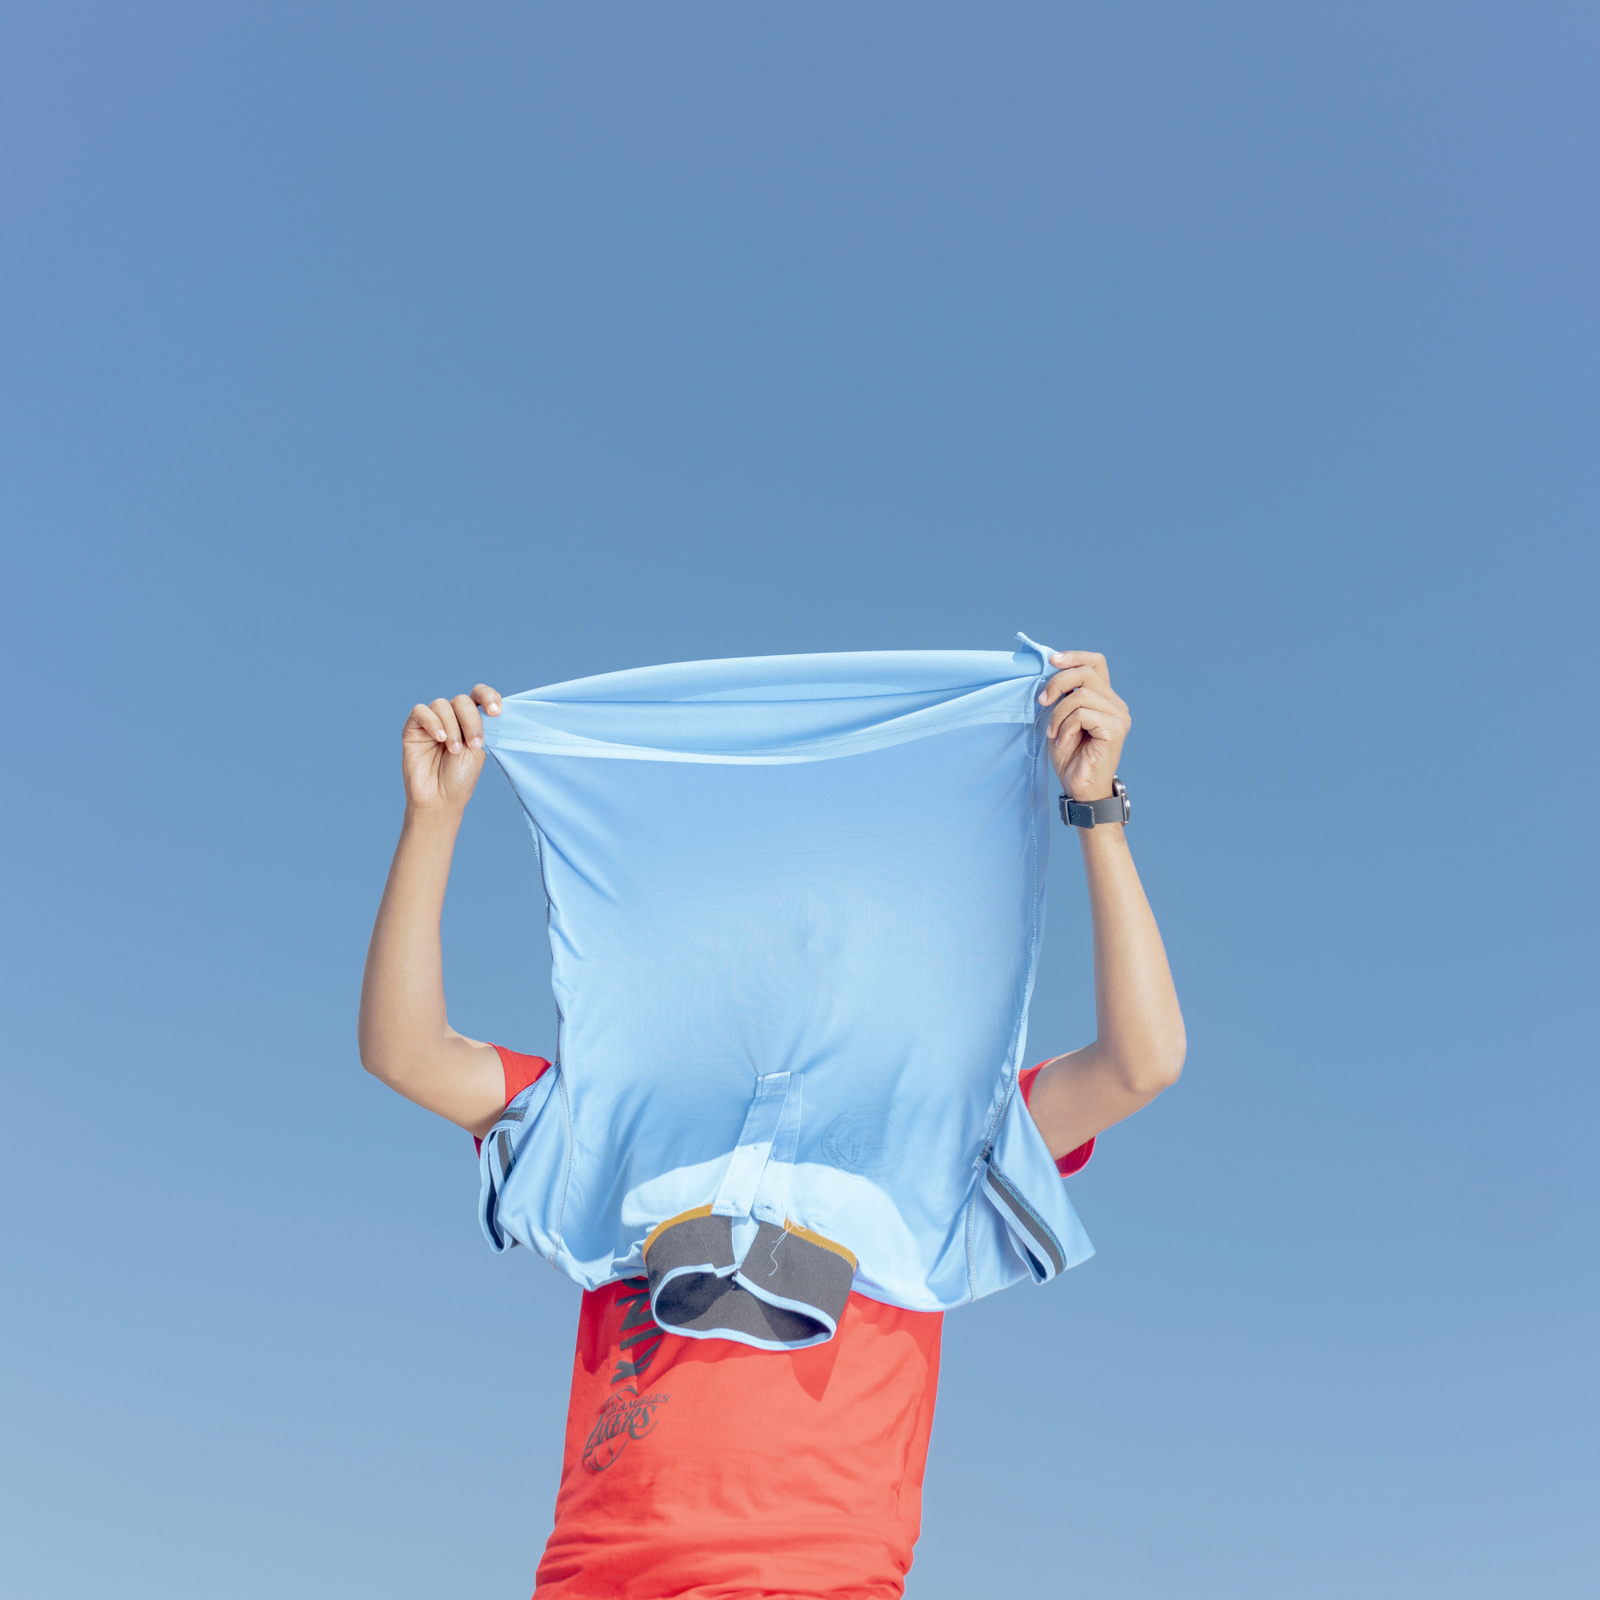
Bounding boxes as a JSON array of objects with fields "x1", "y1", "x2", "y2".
[
  {"x1": 1039, "y1": 650, "x2": 1130, "y2": 794},
  {"x1": 1048, "y1": 649, "x2": 1107, "y2": 677},
  {"x1": 1048, "y1": 707, "x2": 1100, "y2": 760},
  {"x1": 407, "y1": 703, "x2": 449, "y2": 746},
  {"x1": 1049, "y1": 701, "x2": 1127, "y2": 747},
  {"x1": 1047, "y1": 684, "x2": 1125, "y2": 743},
  {"x1": 1048, "y1": 704, "x2": 1131, "y2": 787},
  {"x1": 407, "y1": 686, "x2": 502, "y2": 751},
  {"x1": 430, "y1": 698, "x2": 465, "y2": 752},
  {"x1": 452, "y1": 693, "x2": 485, "y2": 751},
  {"x1": 1039, "y1": 665, "x2": 1110, "y2": 707},
  {"x1": 1038, "y1": 651, "x2": 1115, "y2": 708}
]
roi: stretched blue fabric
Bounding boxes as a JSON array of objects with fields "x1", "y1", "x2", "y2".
[{"x1": 477, "y1": 633, "x2": 1093, "y2": 1350}]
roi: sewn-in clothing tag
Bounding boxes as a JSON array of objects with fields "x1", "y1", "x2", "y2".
[
  {"x1": 711, "y1": 1073, "x2": 792, "y2": 1219},
  {"x1": 751, "y1": 1073, "x2": 802, "y2": 1226}
]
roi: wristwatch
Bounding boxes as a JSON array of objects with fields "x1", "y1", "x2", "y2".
[{"x1": 1060, "y1": 776, "x2": 1130, "y2": 829}]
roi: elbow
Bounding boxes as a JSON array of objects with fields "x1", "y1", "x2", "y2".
[
  {"x1": 1119, "y1": 1031, "x2": 1186, "y2": 1101},
  {"x1": 357, "y1": 1025, "x2": 399, "y2": 1088}
]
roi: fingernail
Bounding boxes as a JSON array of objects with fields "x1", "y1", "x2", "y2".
[
  {"x1": 489, "y1": 703, "x2": 500, "y2": 713},
  {"x1": 470, "y1": 736, "x2": 483, "y2": 749},
  {"x1": 449, "y1": 740, "x2": 462, "y2": 752},
  {"x1": 1038, "y1": 692, "x2": 1047, "y2": 704}
]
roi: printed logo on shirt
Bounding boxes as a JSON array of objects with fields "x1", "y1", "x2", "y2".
[
  {"x1": 611, "y1": 1281, "x2": 665, "y2": 1386},
  {"x1": 582, "y1": 1386, "x2": 671, "y2": 1473},
  {"x1": 823, "y1": 1107, "x2": 901, "y2": 1177}
]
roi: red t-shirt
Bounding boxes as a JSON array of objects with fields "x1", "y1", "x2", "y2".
[{"x1": 489, "y1": 1046, "x2": 1088, "y2": 1599}]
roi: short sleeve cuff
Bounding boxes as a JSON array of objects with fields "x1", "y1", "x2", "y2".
[{"x1": 473, "y1": 1045, "x2": 553, "y2": 1153}]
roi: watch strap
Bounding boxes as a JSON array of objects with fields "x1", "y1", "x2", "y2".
[{"x1": 1059, "y1": 778, "x2": 1130, "y2": 829}]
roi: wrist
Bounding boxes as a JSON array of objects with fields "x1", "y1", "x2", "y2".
[
  {"x1": 1077, "y1": 817, "x2": 1129, "y2": 854},
  {"x1": 1060, "y1": 774, "x2": 1130, "y2": 831},
  {"x1": 402, "y1": 800, "x2": 467, "y2": 836},
  {"x1": 1060, "y1": 762, "x2": 1123, "y2": 802}
]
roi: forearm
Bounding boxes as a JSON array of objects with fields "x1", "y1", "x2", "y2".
[
  {"x1": 1079, "y1": 825, "x2": 1186, "y2": 1089},
  {"x1": 358, "y1": 805, "x2": 501, "y2": 1132},
  {"x1": 1027, "y1": 826, "x2": 1186, "y2": 1157},
  {"x1": 360, "y1": 805, "x2": 459, "y2": 1070}
]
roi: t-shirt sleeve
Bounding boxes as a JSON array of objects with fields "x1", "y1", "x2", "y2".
[
  {"x1": 494, "y1": 1044, "x2": 552, "y2": 1103},
  {"x1": 473, "y1": 1045, "x2": 553, "y2": 1153},
  {"x1": 1017, "y1": 1062, "x2": 1095, "y2": 1177}
]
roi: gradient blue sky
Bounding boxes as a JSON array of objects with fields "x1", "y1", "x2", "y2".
[{"x1": 2, "y1": 5, "x2": 1596, "y2": 1597}]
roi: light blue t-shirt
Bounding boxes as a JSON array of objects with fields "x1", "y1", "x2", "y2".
[{"x1": 478, "y1": 634, "x2": 1093, "y2": 1350}]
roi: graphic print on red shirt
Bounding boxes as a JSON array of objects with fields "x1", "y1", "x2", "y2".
[
  {"x1": 539, "y1": 1278, "x2": 942, "y2": 1600},
  {"x1": 485, "y1": 1049, "x2": 1086, "y2": 1599}
]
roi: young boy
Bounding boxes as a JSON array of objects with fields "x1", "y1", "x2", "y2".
[{"x1": 359, "y1": 648, "x2": 1184, "y2": 1599}]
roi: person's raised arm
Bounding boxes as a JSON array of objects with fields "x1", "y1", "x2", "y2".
[
  {"x1": 1024, "y1": 651, "x2": 1186, "y2": 1160},
  {"x1": 358, "y1": 683, "x2": 508, "y2": 1139}
]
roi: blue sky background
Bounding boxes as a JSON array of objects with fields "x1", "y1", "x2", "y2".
[{"x1": 2, "y1": 4, "x2": 1596, "y2": 1596}]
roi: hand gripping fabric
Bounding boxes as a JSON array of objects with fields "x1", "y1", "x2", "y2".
[{"x1": 477, "y1": 634, "x2": 1094, "y2": 1350}]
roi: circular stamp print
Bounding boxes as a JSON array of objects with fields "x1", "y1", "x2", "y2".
[{"x1": 822, "y1": 1107, "x2": 901, "y2": 1177}]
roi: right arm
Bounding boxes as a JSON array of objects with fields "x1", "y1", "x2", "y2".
[
  {"x1": 1023, "y1": 650, "x2": 1186, "y2": 1158},
  {"x1": 357, "y1": 683, "x2": 508, "y2": 1139}
]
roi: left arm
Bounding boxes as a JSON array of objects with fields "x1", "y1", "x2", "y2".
[{"x1": 1024, "y1": 651, "x2": 1186, "y2": 1160}]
